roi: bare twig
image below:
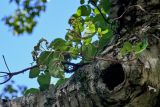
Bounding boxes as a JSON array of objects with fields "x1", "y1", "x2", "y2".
[
  {"x1": 2, "y1": 55, "x2": 11, "y2": 73},
  {"x1": 113, "y1": 5, "x2": 146, "y2": 21},
  {"x1": 0, "y1": 65, "x2": 38, "y2": 85},
  {"x1": 152, "y1": 35, "x2": 160, "y2": 40}
]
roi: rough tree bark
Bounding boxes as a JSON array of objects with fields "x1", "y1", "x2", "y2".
[{"x1": 1, "y1": 0, "x2": 160, "y2": 107}]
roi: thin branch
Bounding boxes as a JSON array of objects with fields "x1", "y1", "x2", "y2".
[
  {"x1": 152, "y1": 35, "x2": 160, "y2": 40},
  {"x1": 0, "y1": 65, "x2": 38, "y2": 85},
  {"x1": 88, "y1": 0, "x2": 109, "y2": 25},
  {"x1": 95, "y1": 56, "x2": 119, "y2": 62},
  {"x1": 11, "y1": 65, "x2": 39, "y2": 76},
  {"x1": 0, "y1": 73, "x2": 8, "y2": 77},
  {"x1": 0, "y1": 75, "x2": 8, "y2": 77},
  {"x1": 0, "y1": 77, "x2": 11, "y2": 85},
  {"x1": 2, "y1": 55, "x2": 11, "y2": 73},
  {"x1": 113, "y1": 5, "x2": 146, "y2": 21}
]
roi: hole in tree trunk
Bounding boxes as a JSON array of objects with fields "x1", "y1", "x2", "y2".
[{"x1": 101, "y1": 63, "x2": 125, "y2": 91}]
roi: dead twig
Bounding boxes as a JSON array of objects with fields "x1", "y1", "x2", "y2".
[
  {"x1": 2, "y1": 55, "x2": 11, "y2": 73},
  {"x1": 113, "y1": 5, "x2": 146, "y2": 21},
  {"x1": 0, "y1": 65, "x2": 38, "y2": 85}
]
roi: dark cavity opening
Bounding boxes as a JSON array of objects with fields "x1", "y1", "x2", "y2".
[{"x1": 101, "y1": 63, "x2": 125, "y2": 91}]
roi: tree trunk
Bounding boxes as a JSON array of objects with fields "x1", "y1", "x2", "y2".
[{"x1": 1, "y1": 0, "x2": 160, "y2": 107}]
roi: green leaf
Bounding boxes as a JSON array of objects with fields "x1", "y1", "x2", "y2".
[
  {"x1": 76, "y1": 5, "x2": 91, "y2": 16},
  {"x1": 82, "y1": 44, "x2": 97, "y2": 60},
  {"x1": 55, "y1": 78, "x2": 69, "y2": 88},
  {"x1": 94, "y1": 8, "x2": 100, "y2": 15},
  {"x1": 48, "y1": 60, "x2": 65, "y2": 78},
  {"x1": 24, "y1": 88, "x2": 40, "y2": 95},
  {"x1": 38, "y1": 51, "x2": 64, "y2": 67},
  {"x1": 85, "y1": 21, "x2": 96, "y2": 34},
  {"x1": 37, "y1": 73, "x2": 51, "y2": 91},
  {"x1": 49, "y1": 38, "x2": 67, "y2": 51},
  {"x1": 98, "y1": 28, "x2": 109, "y2": 37},
  {"x1": 134, "y1": 38, "x2": 148, "y2": 54},
  {"x1": 83, "y1": 38, "x2": 92, "y2": 45},
  {"x1": 65, "y1": 30, "x2": 81, "y2": 42},
  {"x1": 69, "y1": 47, "x2": 79, "y2": 59},
  {"x1": 29, "y1": 67, "x2": 40, "y2": 78},
  {"x1": 5, "y1": 85, "x2": 17, "y2": 93},
  {"x1": 92, "y1": 14, "x2": 107, "y2": 29},
  {"x1": 98, "y1": 29, "x2": 113, "y2": 49},
  {"x1": 53, "y1": 51, "x2": 64, "y2": 60},
  {"x1": 120, "y1": 42, "x2": 132, "y2": 56},
  {"x1": 80, "y1": 0, "x2": 85, "y2": 4},
  {"x1": 99, "y1": 0, "x2": 111, "y2": 13},
  {"x1": 38, "y1": 51, "x2": 53, "y2": 65},
  {"x1": 101, "y1": 29, "x2": 109, "y2": 34},
  {"x1": 68, "y1": 15, "x2": 84, "y2": 33}
]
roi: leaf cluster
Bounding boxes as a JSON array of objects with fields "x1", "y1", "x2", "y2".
[
  {"x1": 3, "y1": 0, "x2": 149, "y2": 95},
  {"x1": 120, "y1": 37, "x2": 148, "y2": 57},
  {"x1": 3, "y1": 0, "x2": 47, "y2": 35},
  {"x1": 25, "y1": 0, "x2": 115, "y2": 94}
]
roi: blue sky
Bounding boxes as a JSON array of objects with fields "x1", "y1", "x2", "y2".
[{"x1": 0, "y1": 0, "x2": 80, "y2": 92}]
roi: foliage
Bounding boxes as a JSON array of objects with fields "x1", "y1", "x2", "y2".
[
  {"x1": 3, "y1": 0, "x2": 47, "y2": 35},
  {"x1": 120, "y1": 36, "x2": 148, "y2": 57},
  {"x1": 1, "y1": 0, "x2": 149, "y2": 95},
  {"x1": 27, "y1": 0, "x2": 116, "y2": 92},
  {"x1": 55, "y1": 78, "x2": 69, "y2": 88},
  {"x1": 24, "y1": 88, "x2": 39, "y2": 95},
  {"x1": 0, "y1": 80, "x2": 27, "y2": 99}
]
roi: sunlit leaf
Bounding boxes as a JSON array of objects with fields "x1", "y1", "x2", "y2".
[
  {"x1": 68, "y1": 15, "x2": 84, "y2": 32},
  {"x1": 83, "y1": 38, "x2": 92, "y2": 45},
  {"x1": 85, "y1": 21, "x2": 96, "y2": 34},
  {"x1": 99, "y1": 29, "x2": 113, "y2": 49},
  {"x1": 98, "y1": 28, "x2": 109, "y2": 37},
  {"x1": 120, "y1": 42, "x2": 132, "y2": 56},
  {"x1": 94, "y1": 8, "x2": 100, "y2": 15},
  {"x1": 134, "y1": 38, "x2": 148, "y2": 54}
]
